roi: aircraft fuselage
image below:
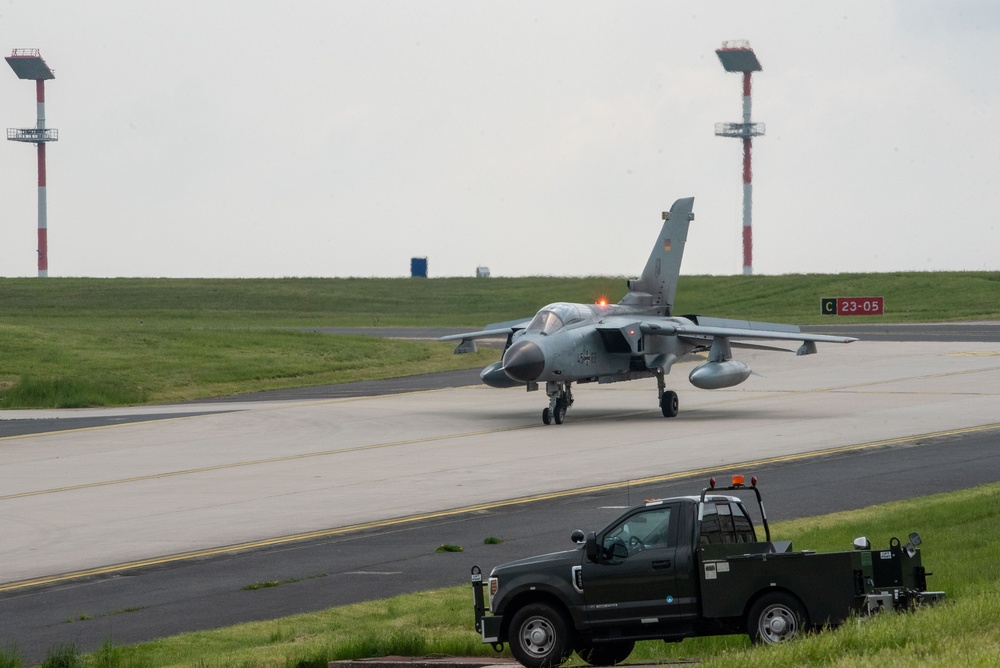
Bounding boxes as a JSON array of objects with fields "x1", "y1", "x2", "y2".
[{"x1": 499, "y1": 302, "x2": 694, "y2": 386}]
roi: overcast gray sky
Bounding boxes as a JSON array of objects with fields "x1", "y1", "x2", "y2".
[{"x1": 1, "y1": 1, "x2": 997, "y2": 278}]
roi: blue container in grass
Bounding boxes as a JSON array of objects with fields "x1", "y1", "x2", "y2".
[{"x1": 410, "y1": 257, "x2": 428, "y2": 278}]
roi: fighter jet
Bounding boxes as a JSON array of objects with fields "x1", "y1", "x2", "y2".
[{"x1": 441, "y1": 197, "x2": 857, "y2": 424}]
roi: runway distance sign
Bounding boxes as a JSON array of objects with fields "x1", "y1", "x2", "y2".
[{"x1": 822, "y1": 297, "x2": 884, "y2": 316}]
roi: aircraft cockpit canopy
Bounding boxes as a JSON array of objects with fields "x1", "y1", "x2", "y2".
[{"x1": 526, "y1": 302, "x2": 590, "y2": 335}]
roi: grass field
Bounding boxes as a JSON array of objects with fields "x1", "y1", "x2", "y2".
[
  {"x1": 5, "y1": 482, "x2": 996, "y2": 668},
  {"x1": 0, "y1": 273, "x2": 997, "y2": 407}
]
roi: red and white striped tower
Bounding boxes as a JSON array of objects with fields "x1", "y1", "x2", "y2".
[
  {"x1": 6, "y1": 49, "x2": 58, "y2": 277},
  {"x1": 715, "y1": 41, "x2": 764, "y2": 276}
]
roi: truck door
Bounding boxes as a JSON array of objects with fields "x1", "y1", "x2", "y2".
[{"x1": 582, "y1": 503, "x2": 688, "y2": 626}]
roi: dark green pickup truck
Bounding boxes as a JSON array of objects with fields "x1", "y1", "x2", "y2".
[{"x1": 471, "y1": 476, "x2": 944, "y2": 667}]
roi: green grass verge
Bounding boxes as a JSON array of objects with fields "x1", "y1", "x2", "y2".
[
  {"x1": 0, "y1": 323, "x2": 496, "y2": 407},
  {"x1": 0, "y1": 273, "x2": 997, "y2": 407},
  {"x1": 12, "y1": 482, "x2": 996, "y2": 667}
]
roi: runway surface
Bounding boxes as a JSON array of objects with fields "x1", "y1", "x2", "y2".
[
  {"x1": 1, "y1": 325, "x2": 999, "y2": 659},
  {"x1": 4, "y1": 339, "x2": 1000, "y2": 584}
]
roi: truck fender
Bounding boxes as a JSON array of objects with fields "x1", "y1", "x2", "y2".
[
  {"x1": 498, "y1": 590, "x2": 576, "y2": 642},
  {"x1": 494, "y1": 573, "x2": 582, "y2": 619}
]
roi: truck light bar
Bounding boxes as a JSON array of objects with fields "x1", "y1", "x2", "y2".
[
  {"x1": 703, "y1": 474, "x2": 769, "y2": 541},
  {"x1": 708, "y1": 474, "x2": 757, "y2": 489}
]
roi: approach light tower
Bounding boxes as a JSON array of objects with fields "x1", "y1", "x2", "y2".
[
  {"x1": 6, "y1": 49, "x2": 58, "y2": 277},
  {"x1": 715, "y1": 40, "x2": 764, "y2": 276}
]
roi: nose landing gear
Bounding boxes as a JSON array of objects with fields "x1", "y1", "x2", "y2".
[{"x1": 542, "y1": 382, "x2": 573, "y2": 425}]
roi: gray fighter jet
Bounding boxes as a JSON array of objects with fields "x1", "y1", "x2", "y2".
[{"x1": 441, "y1": 197, "x2": 856, "y2": 424}]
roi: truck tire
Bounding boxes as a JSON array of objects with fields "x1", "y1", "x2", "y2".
[
  {"x1": 575, "y1": 640, "x2": 635, "y2": 666},
  {"x1": 508, "y1": 603, "x2": 574, "y2": 668},
  {"x1": 748, "y1": 592, "x2": 809, "y2": 645}
]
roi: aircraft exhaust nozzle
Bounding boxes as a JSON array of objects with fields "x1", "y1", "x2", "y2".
[
  {"x1": 481, "y1": 361, "x2": 525, "y2": 388},
  {"x1": 502, "y1": 340, "x2": 545, "y2": 382},
  {"x1": 688, "y1": 360, "x2": 752, "y2": 390}
]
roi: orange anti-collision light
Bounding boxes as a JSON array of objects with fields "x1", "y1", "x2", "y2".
[{"x1": 731, "y1": 475, "x2": 745, "y2": 486}]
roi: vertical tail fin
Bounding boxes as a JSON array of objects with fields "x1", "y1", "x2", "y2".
[{"x1": 620, "y1": 197, "x2": 694, "y2": 315}]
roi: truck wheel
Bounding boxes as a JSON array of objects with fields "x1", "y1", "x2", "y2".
[
  {"x1": 575, "y1": 640, "x2": 635, "y2": 666},
  {"x1": 748, "y1": 592, "x2": 808, "y2": 645},
  {"x1": 508, "y1": 603, "x2": 574, "y2": 668}
]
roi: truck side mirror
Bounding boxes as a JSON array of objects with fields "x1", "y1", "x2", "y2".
[
  {"x1": 571, "y1": 529, "x2": 586, "y2": 544},
  {"x1": 585, "y1": 532, "x2": 599, "y2": 562}
]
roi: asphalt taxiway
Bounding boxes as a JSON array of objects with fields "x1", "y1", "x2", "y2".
[{"x1": 1, "y1": 324, "x2": 998, "y2": 660}]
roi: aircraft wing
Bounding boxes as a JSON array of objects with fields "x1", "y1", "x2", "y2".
[
  {"x1": 438, "y1": 317, "x2": 531, "y2": 354},
  {"x1": 438, "y1": 317, "x2": 531, "y2": 342},
  {"x1": 673, "y1": 324, "x2": 855, "y2": 344},
  {"x1": 639, "y1": 316, "x2": 857, "y2": 355}
]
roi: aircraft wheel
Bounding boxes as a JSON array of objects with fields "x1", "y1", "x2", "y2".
[
  {"x1": 553, "y1": 403, "x2": 566, "y2": 425},
  {"x1": 660, "y1": 391, "x2": 679, "y2": 418},
  {"x1": 542, "y1": 408, "x2": 552, "y2": 425}
]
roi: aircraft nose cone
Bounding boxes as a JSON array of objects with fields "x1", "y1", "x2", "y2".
[{"x1": 503, "y1": 340, "x2": 545, "y2": 382}]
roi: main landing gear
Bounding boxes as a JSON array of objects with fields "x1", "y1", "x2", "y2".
[
  {"x1": 656, "y1": 369, "x2": 679, "y2": 418},
  {"x1": 537, "y1": 375, "x2": 678, "y2": 424},
  {"x1": 542, "y1": 382, "x2": 573, "y2": 425}
]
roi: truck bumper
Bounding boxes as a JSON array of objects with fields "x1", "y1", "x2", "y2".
[
  {"x1": 471, "y1": 567, "x2": 504, "y2": 646},
  {"x1": 481, "y1": 614, "x2": 503, "y2": 645},
  {"x1": 916, "y1": 591, "x2": 947, "y2": 606},
  {"x1": 864, "y1": 589, "x2": 946, "y2": 613}
]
